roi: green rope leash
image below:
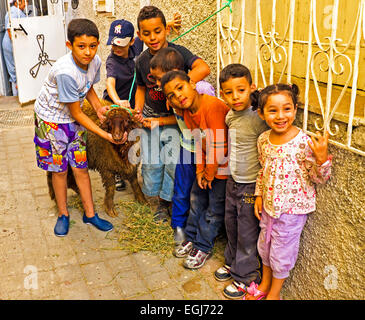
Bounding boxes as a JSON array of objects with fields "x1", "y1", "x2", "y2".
[
  {"x1": 170, "y1": 0, "x2": 234, "y2": 43},
  {"x1": 106, "y1": 104, "x2": 134, "y2": 117},
  {"x1": 128, "y1": 0, "x2": 234, "y2": 103},
  {"x1": 128, "y1": 73, "x2": 136, "y2": 103}
]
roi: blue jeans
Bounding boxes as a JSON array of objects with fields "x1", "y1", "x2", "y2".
[
  {"x1": 171, "y1": 146, "x2": 196, "y2": 229},
  {"x1": 185, "y1": 178, "x2": 227, "y2": 253},
  {"x1": 2, "y1": 34, "x2": 17, "y2": 95},
  {"x1": 141, "y1": 125, "x2": 180, "y2": 202}
]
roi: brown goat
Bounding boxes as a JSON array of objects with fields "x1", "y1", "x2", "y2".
[{"x1": 47, "y1": 100, "x2": 146, "y2": 217}]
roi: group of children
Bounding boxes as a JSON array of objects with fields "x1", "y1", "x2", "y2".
[{"x1": 33, "y1": 6, "x2": 332, "y2": 300}]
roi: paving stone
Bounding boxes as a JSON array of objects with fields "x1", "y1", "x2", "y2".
[
  {"x1": 7, "y1": 289, "x2": 33, "y2": 300},
  {"x1": 127, "y1": 292, "x2": 154, "y2": 300},
  {"x1": 98, "y1": 246, "x2": 130, "y2": 260},
  {"x1": 133, "y1": 251, "x2": 167, "y2": 276},
  {"x1": 81, "y1": 261, "x2": 114, "y2": 287},
  {"x1": 89, "y1": 284, "x2": 123, "y2": 300},
  {"x1": 105, "y1": 255, "x2": 136, "y2": 275},
  {"x1": 35, "y1": 195, "x2": 55, "y2": 210},
  {"x1": 0, "y1": 274, "x2": 25, "y2": 294},
  {"x1": 48, "y1": 244, "x2": 78, "y2": 268},
  {"x1": 60, "y1": 279, "x2": 91, "y2": 300},
  {"x1": 55, "y1": 264, "x2": 84, "y2": 284},
  {"x1": 144, "y1": 270, "x2": 172, "y2": 291},
  {"x1": 179, "y1": 275, "x2": 221, "y2": 300},
  {"x1": 152, "y1": 285, "x2": 185, "y2": 300},
  {"x1": 115, "y1": 270, "x2": 148, "y2": 298},
  {"x1": 0, "y1": 252, "x2": 25, "y2": 277},
  {"x1": 27, "y1": 270, "x2": 60, "y2": 299}
]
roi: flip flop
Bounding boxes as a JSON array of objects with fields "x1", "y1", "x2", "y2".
[{"x1": 242, "y1": 282, "x2": 268, "y2": 300}]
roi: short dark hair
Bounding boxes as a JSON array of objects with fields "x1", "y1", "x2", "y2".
[
  {"x1": 150, "y1": 47, "x2": 184, "y2": 72},
  {"x1": 67, "y1": 19, "x2": 99, "y2": 44},
  {"x1": 137, "y1": 6, "x2": 166, "y2": 30},
  {"x1": 219, "y1": 63, "x2": 253, "y2": 88},
  {"x1": 161, "y1": 70, "x2": 190, "y2": 92}
]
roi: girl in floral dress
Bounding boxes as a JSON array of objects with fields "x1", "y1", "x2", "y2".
[{"x1": 245, "y1": 83, "x2": 332, "y2": 300}]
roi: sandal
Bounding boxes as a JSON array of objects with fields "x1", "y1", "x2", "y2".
[{"x1": 242, "y1": 282, "x2": 268, "y2": 300}]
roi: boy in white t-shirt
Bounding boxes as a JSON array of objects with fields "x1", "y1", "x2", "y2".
[{"x1": 34, "y1": 19, "x2": 124, "y2": 237}]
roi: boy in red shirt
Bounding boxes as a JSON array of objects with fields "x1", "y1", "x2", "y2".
[{"x1": 161, "y1": 70, "x2": 229, "y2": 269}]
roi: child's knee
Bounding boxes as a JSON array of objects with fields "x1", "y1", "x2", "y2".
[
  {"x1": 70, "y1": 166, "x2": 89, "y2": 176},
  {"x1": 52, "y1": 170, "x2": 68, "y2": 177}
]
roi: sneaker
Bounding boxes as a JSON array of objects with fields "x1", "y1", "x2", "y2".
[
  {"x1": 183, "y1": 248, "x2": 211, "y2": 270},
  {"x1": 153, "y1": 204, "x2": 170, "y2": 222},
  {"x1": 115, "y1": 175, "x2": 127, "y2": 191},
  {"x1": 173, "y1": 240, "x2": 193, "y2": 258},
  {"x1": 223, "y1": 281, "x2": 248, "y2": 299},
  {"x1": 173, "y1": 226, "x2": 186, "y2": 245},
  {"x1": 54, "y1": 215, "x2": 69, "y2": 237},
  {"x1": 214, "y1": 264, "x2": 232, "y2": 282},
  {"x1": 82, "y1": 213, "x2": 113, "y2": 232}
]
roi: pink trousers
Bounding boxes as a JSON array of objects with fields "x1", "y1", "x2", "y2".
[{"x1": 257, "y1": 208, "x2": 308, "y2": 279}]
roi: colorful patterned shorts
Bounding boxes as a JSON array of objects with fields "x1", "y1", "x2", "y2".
[{"x1": 34, "y1": 113, "x2": 88, "y2": 172}]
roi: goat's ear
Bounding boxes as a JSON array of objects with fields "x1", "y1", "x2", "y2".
[
  {"x1": 100, "y1": 119, "x2": 110, "y2": 131},
  {"x1": 129, "y1": 117, "x2": 141, "y2": 129}
]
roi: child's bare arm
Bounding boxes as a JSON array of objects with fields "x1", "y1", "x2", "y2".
[
  {"x1": 188, "y1": 58, "x2": 211, "y2": 84},
  {"x1": 106, "y1": 77, "x2": 130, "y2": 108},
  {"x1": 134, "y1": 85, "x2": 146, "y2": 122},
  {"x1": 85, "y1": 86, "x2": 109, "y2": 122},
  {"x1": 142, "y1": 115, "x2": 177, "y2": 129}
]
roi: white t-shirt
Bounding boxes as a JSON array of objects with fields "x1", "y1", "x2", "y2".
[{"x1": 34, "y1": 52, "x2": 101, "y2": 123}]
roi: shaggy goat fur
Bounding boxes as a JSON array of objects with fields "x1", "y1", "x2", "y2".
[{"x1": 47, "y1": 100, "x2": 146, "y2": 217}]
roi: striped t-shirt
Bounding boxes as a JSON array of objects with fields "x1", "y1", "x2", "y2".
[{"x1": 34, "y1": 52, "x2": 101, "y2": 123}]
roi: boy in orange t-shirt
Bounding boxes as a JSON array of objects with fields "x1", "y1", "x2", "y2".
[{"x1": 161, "y1": 70, "x2": 229, "y2": 270}]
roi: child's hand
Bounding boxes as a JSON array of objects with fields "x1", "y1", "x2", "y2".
[
  {"x1": 134, "y1": 108, "x2": 144, "y2": 123},
  {"x1": 254, "y1": 196, "x2": 263, "y2": 221},
  {"x1": 308, "y1": 131, "x2": 329, "y2": 165},
  {"x1": 97, "y1": 105, "x2": 110, "y2": 123},
  {"x1": 106, "y1": 132, "x2": 128, "y2": 145},
  {"x1": 115, "y1": 100, "x2": 131, "y2": 109},
  {"x1": 196, "y1": 172, "x2": 206, "y2": 189},
  {"x1": 206, "y1": 179, "x2": 213, "y2": 190},
  {"x1": 166, "y1": 100, "x2": 171, "y2": 111},
  {"x1": 166, "y1": 12, "x2": 182, "y2": 35},
  {"x1": 142, "y1": 118, "x2": 159, "y2": 130}
]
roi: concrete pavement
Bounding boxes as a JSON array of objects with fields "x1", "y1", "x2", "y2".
[{"x1": 0, "y1": 97, "x2": 228, "y2": 300}]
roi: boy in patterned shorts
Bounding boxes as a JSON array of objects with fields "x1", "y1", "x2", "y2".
[{"x1": 34, "y1": 19, "x2": 124, "y2": 237}]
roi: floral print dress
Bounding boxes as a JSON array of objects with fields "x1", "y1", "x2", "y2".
[{"x1": 255, "y1": 129, "x2": 332, "y2": 219}]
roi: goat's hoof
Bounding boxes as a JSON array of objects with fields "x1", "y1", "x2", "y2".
[
  {"x1": 106, "y1": 208, "x2": 119, "y2": 218},
  {"x1": 136, "y1": 195, "x2": 147, "y2": 204}
]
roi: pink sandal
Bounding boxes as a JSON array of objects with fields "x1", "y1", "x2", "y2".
[{"x1": 242, "y1": 282, "x2": 268, "y2": 300}]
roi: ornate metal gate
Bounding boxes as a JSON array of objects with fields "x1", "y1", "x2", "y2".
[{"x1": 217, "y1": 0, "x2": 365, "y2": 156}]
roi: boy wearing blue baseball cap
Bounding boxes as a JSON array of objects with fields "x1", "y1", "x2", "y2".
[
  {"x1": 103, "y1": 19, "x2": 141, "y2": 110},
  {"x1": 102, "y1": 19, "x2": 141, "y2": 191}
]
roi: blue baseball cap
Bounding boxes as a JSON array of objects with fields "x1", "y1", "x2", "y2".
[{"x1": 107, "y1": 19, "x2": 134, "y2": 47}]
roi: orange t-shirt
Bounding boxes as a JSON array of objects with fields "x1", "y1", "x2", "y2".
[{"x1": 182, "y1": 94, "x2": 230, "y2": 181}]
